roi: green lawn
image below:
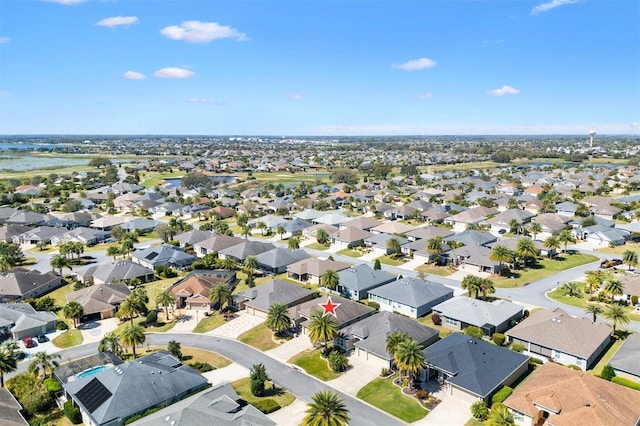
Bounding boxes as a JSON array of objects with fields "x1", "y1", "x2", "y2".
[
  {"x1": 145, "y1": 345, "x2": 231, "y2": 368},
  {"x1": 231, "y1": 377, "x2": 295, "y2": 412},
  {"x1": 337, "y1": 248, "x2": 364, "y2": 258},
  {"x1": 113, "y1": 316, "x2": 177, "y2": 336},
  {"x1": 591, "y1": 340, "x2": 624, "y2": 377},
  {"x1": 376, "y1": 255, "x2": 405, "y2": 266},
  {"x1": 305, "y1": 242, "x2": 329, "y2": 251},
  {"x1": 547, "y1": 287, "x2": 640, "y2": 322},
  {"x1": 415, "y1": 264, "x2": 454, "y2": 277},
  {"x1": 52, "y1": 330, "x2": 83, "y2": 348},
  {"x1": 238, "y1": 323, "x2": 280, "y2": 351},
  {"x1": 356, "y1": 374, "x2": 428, "y2": 423},
  {"x1": 193, "y1": 313, "x2": 225, "y2": 333},
  {"x1": 465, "y1": 419, "x2": 485, "y2": 426},
  {"x1": 141, "y1": 170, "x2": 185, "y2": 188},
  {"x1": 598, "y1": 241, "x2": 640, "y2": 254},
  {"x1": 493, "y1": 253, "x2": 599, "y2": 288},
  {"x1": 287, "y1": 349, "x2": 341, "y2": 381}
]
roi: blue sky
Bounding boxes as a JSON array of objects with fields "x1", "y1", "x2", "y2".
[{"x1": 1, "y1": 0, "x2": 639, "y2": 135}]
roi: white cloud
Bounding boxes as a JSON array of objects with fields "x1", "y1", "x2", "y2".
[
  {"x1": 186, "y1": 97, "x2": 214, "y2": 104},
  {"x1": 531, "y1": 0, "x2": 579, "y2": 15},
  {"x1": 0, "y1": 37, "x2": 10, "y2": 44},
  {"x1": 392, "y1": 57, "x2": 437, "y2": 71},
  {"x1": 631, "y1": 122, "x2": 639, "y2": 128},
  {"x1": 160, "y1": 21, "x2": 248, "y2": 43},
  {"x1": 122, "y1": 71, "x2": 146, "y2": 80},
  {"x1": 43, "y1": 0, "x2": 85, "y2": 5},
  {"x1": 96, "y1": 16, "x2": 139, "y2": 28},
  {"x1": 287, "y1": 94, "x2": 304, "y2": 101},
  {"x1": 418, "y1": 92, "x2": 433, "y2": 99},
  {"x1": 488, "y1": 85, "x2": 520, "y2": 96},
  {"x1": 153, "y1": 67, "x2": 195, "y2": 79}
]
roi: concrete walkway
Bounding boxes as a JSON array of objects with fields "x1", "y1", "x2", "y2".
[
  {"x1": 412, "y1": 387, "x2": 472, "y2": 426},
  {"x1": 201, "y1": 362, "x2": 249, "y2": 385},
  {"x1": 265, "y1": 334, "x2": 313, "y2": 363},
  {"x1": 268, "y1": 398, "x2": 306, "y2": 426},
  {"x1": 171, "y1": 309, "x2": 201, "y2": 333},
  {"x1": 207, "y1": 311, "x2": 264, "y2": 339},
  {"x1": 399, "y1": 257, "x2": 427, "y2": 271},
  {"x1": 326, "y1": 353, "x2": 382, "y2": 395}
]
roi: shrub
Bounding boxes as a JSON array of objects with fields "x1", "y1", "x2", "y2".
[
  {"x1": 6, "y1": 372, "x2": 54, "y2": 416},
  {"x1": 367, "y1": 301, "x2": 380, "y2": 311},
  {"x1": 463, "y1": 326, "x2": 484, "y2": 339},
  {"x1": 491, "y1": 386, "x2": 513, "y2": 405},
  {"x1": 567, "y1": 364, "x2": 582, "y2": 370},
  {"x1": 523, "y1": 309, "x2": 529, "y2": 318},
  {"x1": 632, "y1": 295, "x2": 638, "y2": 306},
  {"x1": 57, "y1": 320, "x2": 69, "y2": 331},
  {"x1": 612, "y1": 376, "x2": 640, "y2": 391},
  {"x1": 64, "y1": 400, "x2": 82, "y2": 424},
  {"x1": 380, "y1": 367, "x2": 392, "y2": 377},
  {"x1": 492, "y1": 333, "x2": 506, "y2": 346},
  {"x1": 187, "y1": 361, "x2": 213, "y2": 373},
  {"x1": 415, "y1": 389, "x2": 429, "y2": 400},
  {"x1": 328, "y1": 350, "x2": 349, "y2": 372},
  {"x1": 431, "y1": 312, "x2": 442, "y2": 325},
  {"x1": 168, "y1": 339, "x2": 182, "y2": 359},
  {"x1": 510, "y1": 342, "x2": 526, "y2": 353},
  {"x1": 253, "y1": 399, "x2": 281, "y2": 414},
  {"x1": 43, "y1": 377, "x2": 62, "y2": 393},
  {"x1": 471, "y1": 401, "x2": 489, "y2": 420},
  {"x1": 145, "y1": 310, "x2": 158, "y2": 326},
  {"x1": 601, "y1": 364, "x2": 616, "y2": 381}
]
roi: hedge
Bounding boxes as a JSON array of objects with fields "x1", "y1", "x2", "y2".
[
  {"x1": 612, "y1": 376, "x2": 640, "y2": 391},
  {"x1": 64, "y1": 400, "x2": 82, "y2": 424},
  {"x1": 491, "y1": 386, "x2": 513, "y2": 405},
  {"x1": 492, "y1": 333, "x2": 505, "y2": 346},
  {"x1": 44, "y1": 377, "x2": 62, "y2": 393},
  {"x1": 254, "y1": 399, "x2": 281, "y2": 414}
]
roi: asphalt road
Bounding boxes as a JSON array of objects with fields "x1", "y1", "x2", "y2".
[{"x1": 11, "y1": 333, "x2": 404, "y2": 426}]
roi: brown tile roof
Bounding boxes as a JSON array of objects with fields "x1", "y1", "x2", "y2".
[
  {"x1": 504, "y1": 362, "x2": 640, "y2": 426},
  {"x1": 506, "y1": 308, "x2": 611, "y2": 360},
  {"x1": 170, "y1": 275, "x2": 229, "y2": 299}
]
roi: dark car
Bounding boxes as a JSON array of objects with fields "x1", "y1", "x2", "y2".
[
  {"x1": 37, "y1": 334, "x2": 47, "y2": 343},
  {"x1": 22, "y1": 337, "x2": 36, "y2": 348},
  {"x1": 13, "y1": 351, "x2": 26, "y2": 360}
]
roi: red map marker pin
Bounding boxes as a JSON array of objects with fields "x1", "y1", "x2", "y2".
[{"x1": 319, "y1": 296, "x2": 341, "y2": 318}]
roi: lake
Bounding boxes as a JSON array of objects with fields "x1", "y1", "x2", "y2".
[
  {"x1": 0, "y1": 154, "x2": 128, "y2": 172},
  {"x1": 164, "y1": 176, "x2": 237, "y2": 189}
]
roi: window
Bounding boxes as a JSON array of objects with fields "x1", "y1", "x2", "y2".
[
  {"x1": 576, "y1": 359, "x2": 583, "y2": 366},
  {"x1": 511, "y1": 410, "x2": 525, "y2": 422},
  {"x1": 445, "y1": 317, "x2": 457, "y2": 326}
]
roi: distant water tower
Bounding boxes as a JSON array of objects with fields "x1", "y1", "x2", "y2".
[{"x1": 589, "y1": 129, "x2": 596, "y2": 148}]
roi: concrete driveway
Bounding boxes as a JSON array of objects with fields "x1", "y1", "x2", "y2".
[
  {"x1": 207, "y1": 311, "x2": 264, "y2": 339},
  {"x1": 268, "y1": 398, "x2": 306, "y2": 426},
  {"x1": 413, "y1": 393, "x2": 472, "y2": 426},
  {"x1": 78, "y1": 318, "x2": 119, "y2": 344},
  {"x1": 326, "y1": 352, "x2": 382, "y2": 395},
  {"x1": 266, "y1": 334, "x2": 312, "y2": 363}
]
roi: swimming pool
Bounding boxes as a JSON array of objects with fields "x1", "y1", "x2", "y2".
[{"x1": 77, "y1": 365, "x2": 110, "y2": 379}]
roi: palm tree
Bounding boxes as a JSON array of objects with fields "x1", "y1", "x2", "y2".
[
  {"x1": 107, "y1": 245, "x2": 121, "y2": 260},
  {"x1": 558, "y1": 229, "x2": 576, "y2": 253},
  {"x1": 605, "y1": 278, "x2": 625, "y2": 303},
  {"x1": 561, "y1": 281, "x2": 583, "y2": 298},
  {"x1": 461, "y1": 275, "x2": 482, "y2": 299},
  {"x1": 0, "y1": 256, "x2": 10, "y2": 273},
  {"x1": 244, "y1": 255, "x2": 258, "y2": 278},
  {"x1": 585, "y1": 304, "x2": 604, "y2": 323},
  {"x1": 241, "y1": 225, "x2": 251, "y2": 239},
  {"x1": 426, "y1": 237, "x2": 443, "y2": 263},
  {"x1": 120, "y1": 322, "x2": 146, "y2": 359},
  {"x1": 387, "y1": 237, "x2": 402, "y2": 257},
  {"x1": 117, "y1": 297, "x2": 137, "y2": 323},
  {"x1": 302, "y1": 390, "x2": 350, "y2": 426},
  {"x1": 516, "y1": 237, "x2": 539, "y2": 268},
  {"x1": 156, "y1": 290, "x2": 175, "y2": 320},
  {"x1": 0, "y1": 347, "x2": 17, "y2": 388},
  {"x1": 308, "y1": 310, "x2": 338, "y2": 351},
  {"x1": 265, "y1": 303, "x2": 291, "y2": 336},
  {"x1": 320, "y1": 269, "x2": 339, "y2": 290},
  {"x1": 490, "y1": 245, "x2": 513, "y2": 273},
  {"x1": 603, "y1": 304, "x2": 630, "y2": 333},
  {"x1": 277, "y1": 225, "x2": 286, "y2": 240},
  {"x1": 509, "y1": 219, "x2": 521, "y2": 235},
  {"x1": 479, "y1": 277, "x2": 495, "y2": 299},
  {"x1": 394, "y1": 338, "x2": 425, "y2": 380},
  {"x1": 585, "y1": 270, "x2": 605, "y2": 295},
  {"x1": 98, "y1": 332, "x2": 123, "y2": 357},
  {"x1": 486, "y1": 404, "x2": 515, "y2": 426},
  {"x1": 528, "y1": 222, "x2": 542, "y2": 241},
  {"x1": 220, "y1": 257, "x2": 238, "y2": 271},
  {"x1": 622, "y1": 250, "x2": 638, "y2": 271},
  {"x1": 257, "y1": 221, "x2": 267, "y2": 236},
  {"x1": 543, "y1": 235, "x2": 560, "y2": 258},
  {"x1": 288, "y1": 236, "x2": 300, "y2": 250},
  {"x1": 50, "y1": 253, "x2": 72, "y2": 276},
  {"x1": 385, "y1": 331, "x2": 409, "y2": 360},
  {"x1": 316, "y1": 228, "x2": 329, "y2": 245},
  {"x1": 63, "y1": 301, "x2": 84, "y2": 328},
  {"x1": 28, "y1": 351, "x2": 61, "y2": 378},
  {"x1": 209, "y1": 283, "x2": 233, "y2": 313}
]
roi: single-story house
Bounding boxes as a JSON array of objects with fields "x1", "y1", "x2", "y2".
[
  {"x1": 169, "y1": 270, "x2": 236, "y2": 310},
  {"x1": 63, "y1": 351, "x2": 209, "y2": 426},
  {"x1": 608, "y1": 333, "x2": 640, "y2": 382},
  {"x1": 368, "y1": 277, "x2": 454, "y2": 318},
  {"x1": 132, "y1": 244, "x2": 197, "y2": 270},
  {"x1": 0, "y1": 268, "x2": 62, "y2": 302},
  {"x1": 0, "y1": 387, "x2": 27, "y2": 426},
  {"x1": 0, "y1": 303, "x2": 57, "y2": 340},
  {"x1": 336, "y1": 264, "x2": 396, "y2": 300},
  {"x1": 504, "y1": 362, "x2": 640, "y2": 426},
  {"x1": 12, "y1": 226, "x2": 67, "y2": 246},
  {"x1": 51, "y1": 227, "x2": 109, "y2": 247},
  {"x1": 506, "y1": 308, "x2": 611, "y2": 371},
  {"x1": 218, "y1": 241, "x2": 276, "y2": 263},
  {"x1": 444, "y1": 245, "x2": 503, "y2": 274},
  {"x1": 234, "y1": 279, "x2": 315, "y2": 318},
  {"x1": 338, "y1": 311, "x2": 439, "y2": 369},
  {"x1": 255, "y1": 248, "x2": 310, "y2": 274},
  {"x1": 65, "y1": 283, "x2": 131, "y2": 321},
  {"x1": 330, "y1": 227, "x2": 373, "y2": 250},
  {"x1": 287, "y1": 258, "x2": 351, "y2": 285},
  {"x1": 289, "y1": 294, "x2": 375, "y2": 332},
  {"x1": 364, "y1": 233, "x2": 409, "y2": 257},
  {"x1": 193, "y1": 234, "x2": 244, "y2": 257},
  {"x1": 174, "y1": 230, "x2": 217, "y2": 248},
  {"x1": 422, "y1": 333, "x2": 529, "y2": 404},
  {"x1": 432, "y1": 296, "x2": 524, "y2": 337},
  {"x1": 76, "y1": 261, "x2": 155, "y2": 286}
]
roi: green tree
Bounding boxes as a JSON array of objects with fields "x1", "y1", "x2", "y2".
[
  {"x1": 601, "y1": 364, "x2": 616, "y2": 381},
  {"x1": 120, "y1": 322, "x2": 146, "y2": 358},
  {"x1": 464, "y1": 326, "x2": 484, "y2": 339},
  {"x1": 490, "y1": 245, "x2": 513, "y2": 272},
  {"x1": 585, "y1": 304, "x2": 604, "y2": 323},
  {"x1": 277, "y1": 225, "x2": 286, "y2": 240},
  {"x1": 265, "y1": 303, "x2": 291, "y2": 336},
  {"x1": 373, "y1": 258, "x2": 381, "y2": 270},
  {"x1": 156, "y1": 290, "x2": 175, "y2": 320},
  {"x1": 288, "y1": 236, "x2": 300, "y2": 250},
  {"x1": 328, "y1": 351, "x2": 349, "y2": 372},
  {"x1": 394, "y1": 338, "x2": 425, "y2": 380},
  {"x1": 98, "y1": 332, "x2": 123, "y2": 357},
  {"x1": 486, "y1": 404, "x2": 515, "y2": 426},
  {"x1": 208, "y1": 283, "x2": 233, "y2": 313},
  {"x1": 316, "y1": 228, "x2": 329, "y2": 245},
  {"x1": 426, "y1": 236, "x2": 443, "y2": 263},
  {"x1": 385, "y1": 331, "x2": 410, "y2": 360},
  {"x1": 308, "y1": 310, "x2": 338, "y2": 350},
  {"x1": 167, "y1": 340, "x2": 182, "y2": 359},
  {"x1": 479, "y1": 277, "x2": 496, "y2": 299},
  {"x1": 603, "y1": 304, "x2": 630, "y2": 333},
  {"x1": 622, "y1": 250, "x2": 638, "y2": 271},
  {"x1": 50, "y1": 253, "x2": 72, "y2": 276},
  {"x1": 244, "y1": 255, "x2": 258, "y2": 278},
  {"x1": 303, "y1": 390, "x2": 350, "y2": 426},
  {"x1": 561, "y1": 281, "x2": 583, "y2": 298},
  {"x1": 527, "y1": 222, "x2": 542, "y2": 241},
  {"x1": 461, "y1": 275, "x2": 482, "y2": 299},
  {"x1": 585, "y1": 270, "x2": 605, "y2": 294},
  {"x1": 63, "y1": 301, "x2": 84, "y2": 328},
  {"x1": 154, "y1": 223, "x2": 172, "y2": 243},
  {"x1": 0, "y1": 242, "x2": 24, "y2": 268},
  {"x1": 28, "y1": 351, "x2": 61, "y2": 378},
  {"x1": 558, "y1": 229, "x2": 576, "y2": 253},
  {"x1": 106, "y1": 245, "x2": 121, "y2": 261},
  {"x1": 387, "y1": 237, "x2": 402, "y2": 257},
  {"x1": 89, "y1": 157, "x2": 112, "y2": 168},
  {"x1": 249, "y1": 363, "x2": 270, "y2": 397},
  {"x1": 543, "y1": 235, "x2": 560, "y2": 258},
  {"x1": 471, "y1": 401, "x2": 489, "y2": 421},
  {"x1": 0, "y1": 346, "x2": 17, "y2": 388},
  {"x1": 515, "y1": 237, "x2": 539, "y2": 268},
  {"x1": 320, "y1": 269, "x2": 340, "y2": 290},
  {"x1": 605, "y1": 278, "x2": 625, "y2": 303}
]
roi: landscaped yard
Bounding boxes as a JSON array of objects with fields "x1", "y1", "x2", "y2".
[
  {"x1": 356, "y1": 374, "x2": 428, "y2": 423},
  {"x1": 231, "y1": 377, "x2": 295, "y2": 413},
  {"x1": 417, "y1": 313, "x2": 453, "y2": 338},
  {"x1": 376, "y1": 254, "x2": 405, "y2": 266},
  {"x1": 113, "y1": 315, "x2": 177, "y2": 336},
  {"x1": 590, "y1": 339, "x2": 624, "y2": 377},
  {"x1": 305, "y1": 242, "x2": 329, "y2": 251},
  {"x1": 193, "y1": 313, "x2": 225, "y2": 333},
  {"x1": 287, "y1": 349, "x2": 341, "y2": 381},
  {"x1": 597, "y1": 241, "x2": 640, "y2": 255},
  {"x1": 415, "y1": 264, "x2": 454, "y2": 277},
  {"x1": 238, "y1": 323, "x2": 280, "y2": 351},
  {"x1": 547, "y1": 286, "x2": 640, "y2": 322},
  {"x1": 52, "y1": 329, "x2": 83, "y2": 348},
  {"x1": 337, "y1": 248, "x2": 364, "y2": 258},
  {"x1": 493, "y1": 253, "x2": 599, "y2": 288},
  {"x1": 145, "y1": 345, "x2": 231, "y2": 368}
]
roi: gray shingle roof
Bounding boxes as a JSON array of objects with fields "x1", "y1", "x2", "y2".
[
  {"x1": 337, "y1": 264, "x2": 396, "y2": 293},
  {"x1": 369, "y1": 278, "x2": 454, "y2": 309},
  {"x1": 432, "y1": 296, "x2": 522, "y2": 329},
  {"x1": 236, "y1": 279, "x2": 314, "y2": 312},
  {"x1": 609, "y1": 333, "x2": 640, "y2": 377},
  {"x1": 218, "y1": 241, "x2": 276, "y2": 261},
  {"x1": 423, "y1": 333, "x2": 529, "y2": 398},
  {"x1": 0, "y1": 303, "x2": 57, "y2": 334},
  {"x1": 255, "y1": 248, "x2": 310, "y2": 269},
  {"x1": 0, "y1": 269, "x2": 61, "y2": 299},
  {"x1": 78, "y1": 260, "x2": 154, "y2": 284}
]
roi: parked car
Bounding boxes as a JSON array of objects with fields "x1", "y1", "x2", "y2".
[
  {"x1": 37, "y1": 334, "x2": 48, "y2": 343},
  {"x1": 600, "y1": 259, "x2": 623, "y2": 269},
  {"x1": 22, "y1": 337, "x2": 36, "y2": 348},
  {"x1": 13, "y1": 351, "x2": 26, "y2": 360}
]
